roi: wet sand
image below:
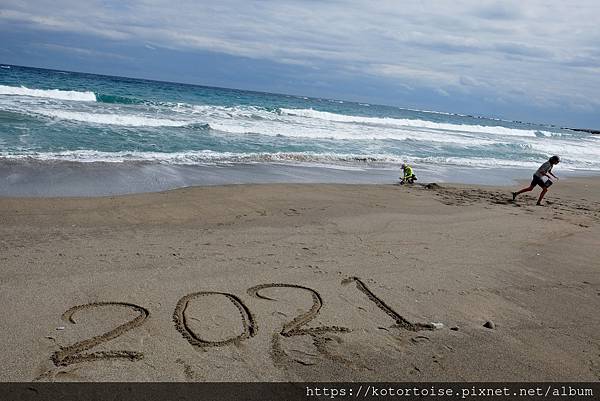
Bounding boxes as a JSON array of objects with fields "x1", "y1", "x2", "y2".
[
  {"x1": 8, "y1": 158, "x2": 597, "y2": 197},
  {"x1": 0, "y1": 178, "x2": 599, "y2": 381}
]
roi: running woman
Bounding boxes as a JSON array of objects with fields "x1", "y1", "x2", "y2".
[{"x1": 512, "y1": 155, "x2": 560, "y2": 206}]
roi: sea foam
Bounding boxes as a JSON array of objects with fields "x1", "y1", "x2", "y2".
[
  {"x1": 30, "y1": 109, "x2": 190, "y2": 127},
  {"x1": 0, "y1": 149, "x2": 584, "y2": 171},
  {"x1": 279, "y1": 108, "x2": 552, "y2": 138},
  {"x1": 0, "y1": 85, "x2": 97, "y2": 102}
]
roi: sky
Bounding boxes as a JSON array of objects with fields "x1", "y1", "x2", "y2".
[{"x1": 1, "y1": 0, "x2": 599, "y2": 128}]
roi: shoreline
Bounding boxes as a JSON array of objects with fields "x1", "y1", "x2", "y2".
[
  {"x1": 1, "y1": 178, "x2": 598, "y2": 381},
  {"x1": 2, "y1": 159, "x2": 599, "y2": 198}
]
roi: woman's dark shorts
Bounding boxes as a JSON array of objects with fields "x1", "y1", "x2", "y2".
[{"x1": 531, "y1": 174, "x2": 552, "y2": 188}]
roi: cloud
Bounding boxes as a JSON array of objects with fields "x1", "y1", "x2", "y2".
[
  {"x1": 0, "y1": 9, "x2": 130, "y2": 40},
  {"x1": 471, "y1": 2, "x2": 525, "y2": 20},
  {"x1": 36, "y1": 43, "x2": 133, "y2": 61},
  {"x1": 493, "y1": 42, "x2": 553, "y2": 58},
  {"x1": 368, "y1": 64, "x2": 460, "y2": 87}
]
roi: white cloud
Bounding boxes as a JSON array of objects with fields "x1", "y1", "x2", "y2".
[
  {"x1": 368, "y1": 64, "x2": 460, "y2": 87},
  {"x1": 36, "y1": 43, "x2": 132, "y2": 60},
  {"x1": 1, "y1": 0, "x2": 599, "y2": 114},
  {"x1": 0, "y1": 9, "x2": 130, "y2": 40}
]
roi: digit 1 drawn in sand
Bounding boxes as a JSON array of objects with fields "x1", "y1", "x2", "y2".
[
  {"x1": 173, "y1": 291, "x2": 257, "y2": 348},
  {"x1": 247, "y1": 283, "x2": 350, "y2": 337},
  {"x1": 342, "y1": 277, "x2": 433, "y2": 331},
  {"x1": 51, "y1": 302, "x2": 150, "y2": 367}
]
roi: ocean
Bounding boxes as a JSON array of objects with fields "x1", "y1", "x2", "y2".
[{"x1": 1, "y1": 64, "x2": 599, "y2": 196}]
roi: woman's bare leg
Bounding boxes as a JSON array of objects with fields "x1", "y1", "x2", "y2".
[
  {"x1": 512, "y1": 185, "x2": 534, "y2": 200},
  {"x1": 537, "y1": 188, "x2": 548, "y2": 205}
]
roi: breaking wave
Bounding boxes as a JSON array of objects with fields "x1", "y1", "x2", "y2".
[
  {"x1": 30, "y1": 109, "x2": 191, "y2": 127},
  {"x1": 3, "y1": 150, "x2": 595, "y2": 170},
  {"x1": 0, "y1": 85, "x2": 96, "y2": 102},
  {"x1": 279, "y1": 108, "x2": 554, "y2": 138}
]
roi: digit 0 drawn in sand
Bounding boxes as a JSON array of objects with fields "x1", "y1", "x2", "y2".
[
  {"x1": 173, "y1": 291, "x2": 257, "y2": 348},
  {"x1": 51, "y1": 302, "x2": 149, "y2": 367},
  {"x1": 342, "y1": 277, "x2": 433, "y2": 331},
  {"x1": 247, "y1": 283, "x2": 350, "y2": 337}
]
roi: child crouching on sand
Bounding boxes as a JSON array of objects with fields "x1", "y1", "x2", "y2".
[
  {"x1": 512, "y1": 155, "x2": 560, "y2": 206},
  {"x1": 400, "y1": 163, "x2": 417, "y2": 185}
]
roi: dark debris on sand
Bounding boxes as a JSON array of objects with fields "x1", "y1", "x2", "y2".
[
  {"x1": 415, "y1": 183, "x2": 599, "y2": 224},
  {"x1": 421, "y1": 183, "x2": 442, "y2": 190}
]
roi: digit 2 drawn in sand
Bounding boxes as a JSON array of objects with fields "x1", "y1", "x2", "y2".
[
  {"x1": 173, "y1": 291, "x2": 257, "y2": 348},
  {"x1": 247, "y1": 283, "x2": 350, "y2": 336},
  {"x1": 342, "y1": 277, "x2": 433, "y2": 331},
  {"x1": 51, "y1": 302, "x2": 150, "y2": 366}
]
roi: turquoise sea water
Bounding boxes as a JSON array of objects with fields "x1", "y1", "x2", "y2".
[{"x1": 1, "y1": 65, "x2": 599, "y2": 195}]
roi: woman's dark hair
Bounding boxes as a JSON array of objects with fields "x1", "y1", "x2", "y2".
[{"x1": 549, "y1": 155, "x2": 560, "y2": 164}]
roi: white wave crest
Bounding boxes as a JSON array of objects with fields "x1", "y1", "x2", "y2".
[
  {"x1": 31, "y1": 109, "x2": 190, "y2": 127},
  {"x1": 2, "y1": 150, "x2": 594, "y2": 171},
  {"x1": 0, "y1": 85, "x2": 96, "y2": 102},
  {"x1": 1, "y1": 150, "x2": 405, "y2": 165},
  {"x1": 279, "y1": 108, "x2": 552, "y2": 138}
]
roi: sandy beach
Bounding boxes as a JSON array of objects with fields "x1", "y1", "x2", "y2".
[{"x1": 0, "y1": 178, "x2": 599, "y2": 382}]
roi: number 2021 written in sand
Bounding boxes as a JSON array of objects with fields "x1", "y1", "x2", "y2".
[{"x1": 50, "y1": 277, "x2": 433, "y2": 367}]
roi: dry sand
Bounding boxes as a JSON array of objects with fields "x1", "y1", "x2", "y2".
[{"x1": 0, "y1": 178, "x2": 599, "y2": 381}]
